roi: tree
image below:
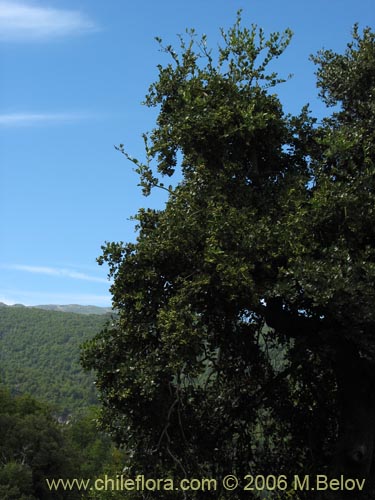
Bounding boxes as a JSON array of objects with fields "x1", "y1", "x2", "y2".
[
  {"x1": 0, "y1": 387, "x2": 125, "y2": 499},
  {"x1": 0, "y1": 388, "x2": 80, "y2": 500},
  {"x1": 82, "y1": 13, "x2": 375, "y2": 499}
]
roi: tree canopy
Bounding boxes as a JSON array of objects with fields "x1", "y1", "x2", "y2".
[
  {"x1": 0, "y1": 388, "x2": 124, "y2": 500},
  {"x1": 82, "y1": 13, "x2": 375, "y2": 499}
]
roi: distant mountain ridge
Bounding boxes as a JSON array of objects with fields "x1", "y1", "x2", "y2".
[
  {"x1": 0, "y1": 302, "x2": 112, "y2": 315},
  {"x1": 33, "y1": 304, "x2": 113, "y2": 315}
]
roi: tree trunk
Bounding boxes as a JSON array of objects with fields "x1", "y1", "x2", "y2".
[{"x1": 333, "y1": 342, "x2": 375, "y2": 497}]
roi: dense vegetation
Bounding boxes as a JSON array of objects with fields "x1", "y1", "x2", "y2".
[
  {"x1": 0, "y1": 387, "x2": 122, "y2": 500},
  {"x1": 82, "y1": 13, "x2": 375, "y2": 500},
  {"x1": 0, "y1": 304, "x2": 110, "y2": 416},
  {"x1": 0, "y1": 305, "x2": 125, "y2": 499}
]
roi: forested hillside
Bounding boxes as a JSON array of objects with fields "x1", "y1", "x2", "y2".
[{"x1": 0, "y1": 304, "x2": 110, "y2": 416}]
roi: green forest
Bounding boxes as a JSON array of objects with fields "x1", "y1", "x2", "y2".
[
  {"x1": 0, "y1": 304, "x2": 109, "y2": 416},
  {"x1": 0, "y1": 387, "x2": 124, "y2": 500},
  {"x1": 1, "y1": 12, "x2": 375, "y2": 500},
  {"x1": 0, "y1": 305, "x2": 126, "y2": 500}
]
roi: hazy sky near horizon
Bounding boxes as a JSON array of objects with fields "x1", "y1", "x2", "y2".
[{"x1": 1, "y1": 0, "x2": 374, "y2": 307}]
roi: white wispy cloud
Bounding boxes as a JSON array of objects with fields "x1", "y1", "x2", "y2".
[
  {"x1": 0, "y1": 1, "x2": 98, "y2": 41},
  {"x1": 4, "y1": 264, "x2": 109, "y2": 284},
  {"x1": 0, "y1": 112, "x2": 90, "y2": 127}
]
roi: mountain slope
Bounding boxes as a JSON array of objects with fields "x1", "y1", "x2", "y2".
[{"x1": 0, "y1": 304, "x2": 111, "y2": 416}]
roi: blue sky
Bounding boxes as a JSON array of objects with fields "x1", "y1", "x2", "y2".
[{"x1": 1, "y1": 0, "x2": 374, "y2": 307}]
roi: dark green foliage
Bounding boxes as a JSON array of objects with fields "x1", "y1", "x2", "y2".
[
  {"x1": 66, "y1": 407, "x2": 116, "y2": 478},
  {"x1": 0, "y1": 389, "x2": 123, "y2": 500},
  {"x1": 0, "y1": 304, "x2": 109, "y2": 415},
  {"x1": 0, "y1": 388, "x2": 77, "y2": 500},
  {"x1": 0, "y1": 461, "x2": 35, "y2": 500},
  {"x1": 82, "y1": 14, "x2": 375, "y2": 500}
]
